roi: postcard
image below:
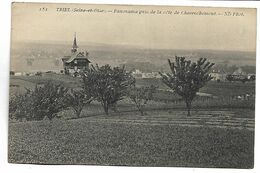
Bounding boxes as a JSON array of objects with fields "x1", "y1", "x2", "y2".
[{"x1": 9, "y1": 2, "x2": 256, "y2": 168}]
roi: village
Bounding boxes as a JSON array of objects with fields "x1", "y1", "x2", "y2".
[
  {"x1": 9, "y1": 35, "x2": 256, "y2": 108},
  {"x1": 10, "y1": 34, "x2": 256, "y2": 84}
]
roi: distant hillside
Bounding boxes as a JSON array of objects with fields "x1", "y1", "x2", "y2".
[{"x1": 10, "y1": 41, "x2": 256, "y2": 73}]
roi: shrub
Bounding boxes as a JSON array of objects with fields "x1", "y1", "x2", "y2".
[
  {"x1": 35, "y1": 72, "x2": 42, "y2": 76},
  {"x1": 9, "y1": 94, "x2": 27, "y2": 121},
  {"x1": 10, "y1": 71, "x2": 15, "y2": 75}
]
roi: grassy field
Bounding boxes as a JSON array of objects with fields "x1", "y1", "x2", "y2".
[
  {"x1": 8, "y1": 74, "x2": 255, "y2": 168},
  {"x1": 9, "y1": 117, "x2": 254, "y2": 168},
  {"x1": 136, "y1": 78, "x2": 255, "y2": 97},
  {"x1": 9, "y1": 74, "x2": 255, "y2": 108},
  {"x1": 10, "y1": 74, "x2": 255, "y2": 96}
]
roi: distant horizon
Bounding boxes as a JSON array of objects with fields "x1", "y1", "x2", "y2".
[
  {"x1": 12, "y1": 39, "x2": 256, "y2": 53},
  {"x1": 10, "y1": 39, "x2": 256, "y2": 73}
]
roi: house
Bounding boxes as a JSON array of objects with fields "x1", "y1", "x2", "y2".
[
  {"x1": 132, "y1": 69, "x2": 143, "y2": 78},
  {"x1": 233, "y1": 67, "x2": 246, "y2": 75},
  {"x1": 62, "y1": 33, "x2": 91, "y2": 75},
  {"x1": 227, "y1": 67, "x2": 255, "y2": 82},
  {"x1": 210, "y1": 70, "x2": 227, "y2": 81}
]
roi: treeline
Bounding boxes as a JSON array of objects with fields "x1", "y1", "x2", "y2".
[
  {"x1": 9, "y1": 56, "x2": 214, "y2": 121},
  {"x1": 9, "y1": 65, "x2": 157, "y2": 121},
  {"x1": 122, "y1": 61, "x2": 255, "y2": 74},
  {"x1": 212, "y1": 64, "x2": 255, "y2": 74}
]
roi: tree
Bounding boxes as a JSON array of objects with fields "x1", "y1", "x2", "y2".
[
  {"x1": 249, "y1": 75, "x2": 255, "y2": 81},
  {"x1": 66, "y1": 89, "x2": 92, "y2": 118},
  {"x1": 10, "y1": 82, "x2": 69, "y2": 121},
  {"x1": 9, "y1": 93, "x2": 31, "y2": 121},
  {"x1": 128, "y1": 85, "x2": 157, "y2": 116},
  {"x1": 82, "y1": 64, "x2": 135, "y2": 115},
  {"x1": 160, "y1": 56, "x2": 214, "y2": 116},
  {"x1": 226, "y1": 74, "x2": 233, "y2": 82},
  {"x1": 33, "y1": 82, "x2": 69, "y2": 120}
]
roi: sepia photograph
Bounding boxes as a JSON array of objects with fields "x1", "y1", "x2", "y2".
[{"x1": 8, "y1": 2, "x2": 256, "y2": 168}]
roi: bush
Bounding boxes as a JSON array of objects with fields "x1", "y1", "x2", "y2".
[
  {"x1": 9, "y1": 95, "x2": 24, "y2": 121},
  {"x1": 10, "y1": 71, "x2": 15, "y2": 75},
  {"x1": 10, "y1": 82, "x2": 69, "y2": 121},
  {"x1": 35, "y1": 72, "x2": 42, "y2": 76}
]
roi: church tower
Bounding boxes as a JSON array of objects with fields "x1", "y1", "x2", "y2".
[
  {"x1": 62, "y1": 33, "x2": 91, "y2": 75},
  {"x1": 71, "y1": 33, "x2": 78, "y2": 54}
]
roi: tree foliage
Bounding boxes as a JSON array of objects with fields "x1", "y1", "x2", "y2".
[
  {"x1": 9, "y1": 94, "x2": 31, "y2": 121},
  {"x1": 82, "y1": 64, "x2": 135, "y2": 115},
  {"x1": 160, "y1": 56, "x2": 214, "y2": 116},
  {"x1": 66, "y1": 89, "x2": 92, "y2": 118},
  {"x1": 10, "y1": 82, "x2": 69, "y2": 121},
  {"x1": 128, "y1": 85, "x2": 157, "y2": 116},
  {"x1": 226, "y1": 74, "x2": 255, "y2": 83}
]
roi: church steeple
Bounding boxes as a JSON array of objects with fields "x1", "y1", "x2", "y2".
[{"x1": 71, "y1": 32, "x2": 78, "y2": 53}]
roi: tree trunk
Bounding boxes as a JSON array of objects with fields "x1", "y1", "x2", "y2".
[
  {"x1": 103, "y1": 102, "x2": 109, "y2": 115},
  {"x1": 140, "y1": 109, "x2": 144, "y2": 116},
  {"x1": 73, "y1": 107, "x2": 81, "y2": 118},
  {"x1": 185, "y1": 99, "x2": 192, "y2": 116},
  {"x1": 76, "y1": 109, "x2": 81, "y2": 118},
  {"x1": 137, "y1": 104, "x2": 144, "y2": 116},
  {"x1": 77, "y1": 106, "x2": 83, "y2": 118}
]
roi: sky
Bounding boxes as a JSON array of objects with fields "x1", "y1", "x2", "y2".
[{"x1": 11, "y1": 3, "x2": 257, "y2": 51}]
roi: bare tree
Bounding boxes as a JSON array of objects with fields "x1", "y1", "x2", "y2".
[
  {"x1": 82, "y1": 64, "x2": 135, "y2": 115},
  {"x1": 160, "y1": 56, "x2": 214, "y2": 116}
]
